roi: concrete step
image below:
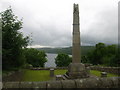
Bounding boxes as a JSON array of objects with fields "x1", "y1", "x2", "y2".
[
  {"x1": 62, "y1": 75, "x2": 67, "y2": 80},
  {"x1": 64, "y1": 74, "x2": 69, "y2": 79}
]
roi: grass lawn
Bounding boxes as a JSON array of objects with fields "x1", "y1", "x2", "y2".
[
  {"x1": 22, "y1": 69, "x2": 67, "y2": 81},
  {"x1": 22, "y1": 70, "x2": 51, "y2": 81},
  {"x1": 90, "y1": 70, "x2": 119, "y2": 77},
  {"x1": 54, "y1": 69, "x2": 67, "y2": 75},
  {"x1": 22, "y1": 69, "x2": 119, "y2": 81}
]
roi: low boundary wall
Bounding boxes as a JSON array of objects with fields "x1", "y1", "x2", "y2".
[
  {"x1": 31, "y1": 67, "x2": 68, "y2": 70},
  {"x1": 31, "y1": 66, "x2": 120, "y2": 75},
  {"x1": 2, "y1": 77, "x2": 120, "y2": 89},
  {"x1": 90, "y1": 66, "x2": 120, "y2": 75}
]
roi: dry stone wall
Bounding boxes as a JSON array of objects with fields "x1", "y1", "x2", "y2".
[
  {"x1": 31, "y1": 66, "x2": 120, "y2": 75},
  {"x1": 90, "y1": 66, "x2": 120, "y2": 75},
  {"x1": 2, "y1": 77, "x2": 120, "y2": 89},
  {"x1": 31, "y1": 67, "x2": 68, "y2": 70}
]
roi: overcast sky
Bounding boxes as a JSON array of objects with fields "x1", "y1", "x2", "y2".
[{"x1": 0, "y1": 0, "x2": 119, "y2": 48}]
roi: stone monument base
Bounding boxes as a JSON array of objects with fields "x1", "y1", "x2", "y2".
[{"x1": 66, "y1": 63, "x2": 90, "y2": 79}]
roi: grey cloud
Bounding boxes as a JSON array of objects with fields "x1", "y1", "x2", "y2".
[
  {"x1": 0, "y1": 0, "x2": 118, "y2": 47},
  {"x1": 81, "y1": 8, "x2": 118, "y2": 45}
]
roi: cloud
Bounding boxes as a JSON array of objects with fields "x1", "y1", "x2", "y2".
[
  {"x1": 0, "y1": 0, "x2": 119, "y2": 47},
  {"x1": 81, "y1": 8, "x2": 118, "y2": 45}
]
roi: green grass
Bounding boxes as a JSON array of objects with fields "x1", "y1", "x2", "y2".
[
  {"x1": 90, "y1": 70, "x2": 119, "y2": 77},
  {"x1": 22, "y1": 69, "x2": 119, "y2": 81},
  {"x1": 22, "y1": 69, "x2": 67, "y2": 81},
  {"x1": 55, "y1": 69, "x2": 67, "y2": 75},
  {"x1": 22, "y1": 70, "x2": 51, "y2": 81}
]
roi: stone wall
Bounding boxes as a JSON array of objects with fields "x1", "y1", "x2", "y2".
[
  {"x1": 90, "y1": 66, "x2": 120, "y2": 75},
  {"x1": 2, "y1": 77, "x2": 120, "y2": 89},
  {"x1": 31, "y1": 66, "x2": 120, "y2": 75},
  {"x1": 2, "y1": 70, "x2": 24, "y2": 82},
  {"x1": 31, "y1": 67, "x2": 68, "y2": 70}
]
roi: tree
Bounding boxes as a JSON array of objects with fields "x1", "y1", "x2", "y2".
[
  {"x1": 24, "y1": 48, "x2": 47, "y2": 67},
  {"x1": 87, "y1": 43, "x2": 106, "y2": 65},
  {"x1": 102, "y1": 45, "x2": 119, "y2": 66},
  {"x1": 55, "y1": 53, "x2": 72, "y2": 67},
  {"x1": 1, "y1": 8, "x2": 29, "y2": 70},
  {"x1": 81, "y1": 55, "x2": 89, "y2": 63},
  {"x1": 87, "y1": 42, "x2": 119, "y2": 67}
]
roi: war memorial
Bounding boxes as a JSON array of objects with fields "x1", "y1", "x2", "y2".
[{"x1": 66, "y1": 3, "x2": 89, "y2": 79}]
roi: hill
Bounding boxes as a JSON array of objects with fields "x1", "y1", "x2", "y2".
[{"x1": 37, "y1": 46, "x2": 95, "y2": 56}]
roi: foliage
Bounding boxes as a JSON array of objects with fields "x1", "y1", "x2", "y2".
[
  {"x1": 24, "y1": 48, "x2": 47, "y2": 67},
  {"x1": 55, "y1": 53, "x2": 72, "y2": 67},
  {"x1": 81, "y1": 55, "x2": 89, "y2": 63},
  {"x1": 1, "y1": 7, "x2": 29, "y2": 70},
  {"x1": 86, "y1": 43, "x2": 119, "y2": 67}
]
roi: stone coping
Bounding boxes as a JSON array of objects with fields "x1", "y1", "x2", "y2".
[{"x1": 2, "y1": 77, "x2": 120, "y2": 88}]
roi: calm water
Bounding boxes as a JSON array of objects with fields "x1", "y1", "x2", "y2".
[
  {"x1": 45, "y1": 53, "x2": 57, "y2": 67},
  {"x1": 45, "y1": 53, "x2": 72, "y2": 67}
]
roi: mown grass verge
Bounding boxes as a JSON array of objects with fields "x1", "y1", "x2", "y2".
[
  {"x1": 90, "y1": 70, "x2": 119, "y2": 77},
  {"x1": 22, "y1": 69, "x2": 119, "y2": 81}
]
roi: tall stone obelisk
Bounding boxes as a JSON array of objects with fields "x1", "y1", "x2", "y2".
[
  {"x1": 66, "y1": 4, "x2": 89, "y2": 79},
  {"x1": 72, "y1": 4, "x2": 81, "y2": 63}
]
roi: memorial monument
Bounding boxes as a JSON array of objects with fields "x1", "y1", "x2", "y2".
[{"x1": 65, "y1": 4, "x2": 89, "y2": 79}]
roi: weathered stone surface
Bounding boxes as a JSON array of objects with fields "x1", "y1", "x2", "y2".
[
  {"x1": 61, "y1": 80, "x2": 76, "y2": 88},
  {"x1": 68, "y1": 63, "x2": 85, "y2": 72},
  {"x1": 74, "y1": 79, "x2": 86, "y2": 88},
  {"x1": 86, "y1": 67, "x2": 90, "y2": 76},
  {"x1": 99, "y1": 78, "x2": 113, "y2": 88},
  {"x1": 90, "y1": 66, "x2": 120, "y2": 75},
  {"x1": 66, "y1": 4, "x2": 89, "y2": 79},
  {"x1": 3, "y1": 82, "x2": 19, "y2": 88},
  {"x1": 75, "y1": 78, "x2": 101, "y2": 88},
  {"x1": 72, "y1": 4, "x2": 81, "y2": 63},
  {"x1": 32, "y1": 82, "x2": 46, "y2": 88},
  {"x1": 2, "y1": 77, "x2": 120, "y2": 88},
  {"x1": 101, "y1": 72, "x2": 107, "y2": 77},
  {"x1": 19, "y1": 82, "x2": 33, "y2": 88},
  {"x1": 118, "y1": 77, "x2": 120, "y2": 87},
  {"x1": 56, "y1": 75, "x2": 63, "y2": 80},
  {"x1": 47, "y1": 81, "x2": 62, "y2": 88},
  {"x1": 0, "y1": 82, "x2": 2, "y2": 89},
  {"x1": 50, "y1": 68, "x2": 54, "y2": 77},
  {"x1": 109, "y1": 77, "x2": 119, "y2": 88},
  {"x1": 67, "y1": 63, "x2": 89, "y2": 79}
]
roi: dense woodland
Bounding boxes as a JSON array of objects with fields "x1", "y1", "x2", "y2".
[
  {"x1": 83, "y1": 43, "x2": 120, "y2": 67},
  {"x1": 1, "y1": 8, "x2": 120, "y2": 71}
]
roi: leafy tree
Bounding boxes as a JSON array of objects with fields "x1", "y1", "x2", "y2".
[
  {"x1": 104, "y1": 45, "x2": 119, "y2": 66},
  {"x1": 81, "y1": 55, "x2": 89, "y2": 63},
  {"x1": 55, "y1": 53, "x2": 72, "y2": 67},
  {"x1": 24, "y1": 48, "x2": 47, "y2": 67},
  {"x1": 1, "y1": 8, "x2": 29, "y2": 70},
  {"x1": 87, "y1": 42, "x2": 119, "y2": 67},
  {"x1": 114, "y1": 48, "x2": 120, "y2": 67},
  {"x1": 106, "y1": 45, "x2": 117, "y2": 55},
  {"x1": 87, "y1": 43, "x2": 106, "y2": 65}
]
